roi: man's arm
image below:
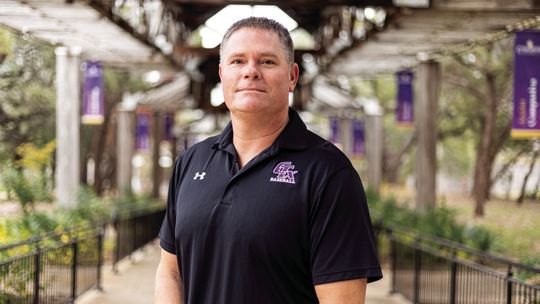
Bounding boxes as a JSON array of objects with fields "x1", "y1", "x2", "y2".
[
  {"x1": 155, "y1": 249, "x2": 183, "y2": 303},
  {"x1": 315, "y1": 278, "x2": 367, "y2": 304}
]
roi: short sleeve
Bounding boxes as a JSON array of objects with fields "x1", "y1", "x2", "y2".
[
  {"x1": 159, "y1": 156, "x2": 182, "y2": 254},
  {"x1": 309, "y1": 166, "x2": 382, "y2": 285}
]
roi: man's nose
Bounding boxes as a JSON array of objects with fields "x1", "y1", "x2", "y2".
[{"x1": 242, "y1": 61, "x2": 261, "y2": 79}]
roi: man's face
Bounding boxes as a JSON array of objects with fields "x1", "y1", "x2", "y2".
[{"x1": 219, "y1": 28, "x2": 299, "y2": 116}]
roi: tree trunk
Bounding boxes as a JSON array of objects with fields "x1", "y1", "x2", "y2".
[
  {"x1": 472, "y1": 73, "x2": 498, "y2": 217},
  {"x1": 534, "y1": 169, "x2": 540, "y2": 200},
  {"x1": 383, "y1": 133, "x2": 416, "y2": 184},
  {"x1": 93, "y1": 111, "x2": 112, "y2": 195},
  {"x1": 517, "y1": 151, "x2": 538, "y2": 204}
]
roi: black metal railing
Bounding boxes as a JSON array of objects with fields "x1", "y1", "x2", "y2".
[
  {"x1": 112, "y1": 207, "x2": 165, "y2": 271},
  {"x1": 0, "y1": 226, "x2": 103, "y2": 304},
  {"x1": 0, "y1": 206, "x2": 165, "y2": 304},
  {"x1": 378, "y1": 225, "x2": 540, "y2": 304}
]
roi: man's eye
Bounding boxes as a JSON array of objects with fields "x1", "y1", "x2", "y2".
[
  {"x1": 261, "y1": 60, "x2": 275, "y2": 65},
  {"x1": 231, "y1": 59, "x2": 243, "y2": 64}
]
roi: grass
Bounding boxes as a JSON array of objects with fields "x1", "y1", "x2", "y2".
[{"x1": 382, "y1": 185, "x2": 540, "y2": 263}]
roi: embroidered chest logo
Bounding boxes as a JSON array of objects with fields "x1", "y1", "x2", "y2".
[
  {"x1": 270, "y1": 161, "x2": 298, "y2": 184},
  {"x1": 193, "y1": 172, "x2": 206, "y2": 181}
]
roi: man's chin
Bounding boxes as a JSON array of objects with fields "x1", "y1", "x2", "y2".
[{"x1": 227, "y1": 101, "x2": 268, "y2": 113}]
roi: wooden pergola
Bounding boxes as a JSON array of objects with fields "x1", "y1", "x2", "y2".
[{"x1": 1, "y1": 0, "x2": 539, "y2": 208}]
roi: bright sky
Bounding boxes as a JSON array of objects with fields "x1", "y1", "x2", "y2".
[{"x1": 200, "y1": 5, "x2": 298, "y2": 48}]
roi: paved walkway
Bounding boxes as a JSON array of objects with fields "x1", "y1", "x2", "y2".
[{"x1": 77, "y1": 242, "x2": 409, "y2": 304}]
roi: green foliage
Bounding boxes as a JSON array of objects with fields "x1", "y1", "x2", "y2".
[
  {"x1": 15, "y1": 140, "x2": 55, "y2": 171},
  {"x1": 0, "y1": 188, "x2": 162, "y2": 248},
  {"x1": 516, "y1": 255, "x2": 540, "y2": 283},
  {"x1": 0, "y1": 27, "x2": 56, "y2": 163},
  {"x1": 367, "y1": 191, "x2": 496, "y2": 252},
  {"x1": 0, "y1": 163, "x2": 35, "y2": 211},
  {"x1": 0, "y1": 27, "x2": 13, "y2": 57},
  {"x1": 0, "y1": 141, "x2": 55, "y2": 209},
  {"x1": 419, "y1": 207, "x2": 465, "y2": 243},
  {"x1": 464, "y1": 225, "x2": 495, "y2": 252}
]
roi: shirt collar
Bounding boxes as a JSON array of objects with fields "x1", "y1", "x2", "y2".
[{"x1": 212, "y1": 107, "x2": 309, "y2": 151}]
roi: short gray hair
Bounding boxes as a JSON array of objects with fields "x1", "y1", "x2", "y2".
[{"x1": 219, "y1": 17, "x2": 294, "y2": 64}]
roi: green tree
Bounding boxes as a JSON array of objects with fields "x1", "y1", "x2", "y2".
[
  {"x1": 441, "y1": 39, "x2": 522, "y2": 217},
  {"x1": 0, "y1": 27, "x2": 56, "y2": 163}
]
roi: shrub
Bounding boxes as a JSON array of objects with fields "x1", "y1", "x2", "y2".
[
  {"x1": 368, "y1": 192, "x2": 494, "y2": 252},
  {"x1": 0, "y1": 163, "x2": 35, "y2": 211},
  {"x1": 464, "y1": 225, "x2": 495, "y2": 252}
]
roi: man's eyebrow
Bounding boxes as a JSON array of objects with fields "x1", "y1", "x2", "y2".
[{"x1": 226, "y1": 52, "x2": 280, "y2": 58}]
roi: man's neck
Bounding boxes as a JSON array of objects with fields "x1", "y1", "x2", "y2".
[{"x1": 231, "y1": 110, "x2": 288, "y2": 168}]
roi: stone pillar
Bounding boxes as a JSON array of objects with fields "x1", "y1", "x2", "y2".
[
  {"x1": 415, "y1": 60, "x2": 440, "y2": 211},
  {"x1": 365, "y1": 114, "x2": 383, "y2": 193},
  {"x1": 116, "y1": 106, "x2": 135, "y2": 197},
  {"x1": 55, "y1": 46, "x2": 81, "y2": 209},
  {"x1": 152, "y1": 112, "x2": 162, "y2": 198}
]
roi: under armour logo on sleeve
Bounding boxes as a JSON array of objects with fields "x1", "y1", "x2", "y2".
[{"x1": 193, "y1": 172, "x2": 206, "y2": 180}]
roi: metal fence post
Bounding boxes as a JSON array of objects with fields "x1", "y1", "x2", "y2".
[
  {"x1": 33, "y1": 245, "x2": 41, "y2": 304},
  {"x1": 450, "y1": 251, "x2": 457, "y2": 304},
  {"x1": 113, "y1": 213, "x2": 120, "y2": 273},
  {"x1": 131, "y1": 216, "x2": 136, "y2": 261},
  {"x1": 506, "y1": 265, "x2": 513, "y2": 304},
  {"x1": 389, "y1": 229, "x2": 397, "y2": 294},
  {"x1": 413, "y1": 240, "x2": 421, "y2": 304},
  {"x1": 71, "y1": 241, "x2": 78, "y2": 302},
  {"x1": 97, "y1": 225, "x2": 104, "y2": 291}
]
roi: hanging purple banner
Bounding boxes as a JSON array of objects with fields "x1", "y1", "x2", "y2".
[
  {"x1": 512, "y1": 30, "x2": 540, "y2": 138},
  {"x1": 352, "y1": 119, "x2": 365, "y2": 156},
  {"x1": 396, "y1": 70, "x2": 414, "y2": 128},
  {"x1": 82, "y1": 61, "x2": 105, "y2": 125},
  {"x1": 329, "y1": 117, "x2": 339, "y2": 144},
  {"x1": 164, "y1": 113, "x2": 175, "y2": 141},
  {"x1": 136, "y1": 113, "x2": 151, "y2": 151}
]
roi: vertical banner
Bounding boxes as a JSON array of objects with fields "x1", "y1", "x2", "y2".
[
  {"x1": 396, "y1": 70, "x2": 414, "y2": 127},
  {"x1": 136, "y1": 113, "x2": 151, "y2": 151},
  {"x1": 512, "y1": 30, "x2": 540, "y2": 138},
  {"x1": 352, "y1": 118, "x2": 365, "y2": 156},
  {"x1": 164, "y1": 113, "x2": 175, "y2": 141},
  {"x1": 82, "y1": 61, "x2": 105, "y2": 125},
  {"x1": 329, "y1": 117, "x2": 339, "y2": 144}
]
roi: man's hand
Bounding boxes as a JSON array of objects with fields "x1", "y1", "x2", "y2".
[
  {"x1": 154, "y1": 249, "x2": 183, "y2": 304},
  {"x1": 315, "y1": 278, "x2": 367, "y2": 304}
]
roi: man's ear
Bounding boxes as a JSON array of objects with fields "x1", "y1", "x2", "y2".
[
  {"x1": 289, "y1": 63, "x2": 299, "y2": 92},
  {"x1": 218, "y1": 64, "x2": 223, "y2": 81}
]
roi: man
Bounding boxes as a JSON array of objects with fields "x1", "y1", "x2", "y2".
[{"x1": 155, "y1": 17, "x2": 382, "y2": 304}]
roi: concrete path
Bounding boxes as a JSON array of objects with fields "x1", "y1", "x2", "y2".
[{"x1": 77, "y1": 241, "x2": 409, "y2": 304}]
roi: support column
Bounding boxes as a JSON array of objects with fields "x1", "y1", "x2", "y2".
[
  {"x1": 55, "y1": 46, "x2": 81, "y2": 209},
  {"x1": 116, "y1": 107, "x2": 134, "y2": 197},
  {"x1": 415, "y1": 60, "x2": 440, "y2": 211},
  {"x1": 365, "y1": 113, "x2": 383, "y2": 193},
  {"x1": 338, "y1": 117, "x2": 353, "y2": 156},
  {"x1": 152, "y1": 112, "x2": 162, "y2": 198}
]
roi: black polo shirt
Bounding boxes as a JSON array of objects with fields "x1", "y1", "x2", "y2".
[{"x1": 159, "y1": 108, "x2": 382, "y2": 304}]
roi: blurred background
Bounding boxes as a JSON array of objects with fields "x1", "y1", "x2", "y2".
[{"x1": 0, "y1": 0, "x2": 539, "y2": 303}]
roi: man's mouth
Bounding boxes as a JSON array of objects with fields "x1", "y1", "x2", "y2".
[{"x1": 237, "y1": 88, "x2": 265, "y2": 92}]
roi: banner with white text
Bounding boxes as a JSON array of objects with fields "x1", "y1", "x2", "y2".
[
  {"x1": 82, "y1": 61, "x2": 104, "y2": 125},
  {"x1": 396, "y1": 70, "x2": 414, "y2": 128},
  {"x1": 329, "y1": 117, "x2": 339, "y2": 144},
  {"x1": 352, "y1": 119, "x2": 365, "y2": 156},
  {"x1": 512, "y1": 30, "x2": 540, "y2": 138},
  {"x1": 136, "y1": 113, "x2": 151, "y2": 151}
]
